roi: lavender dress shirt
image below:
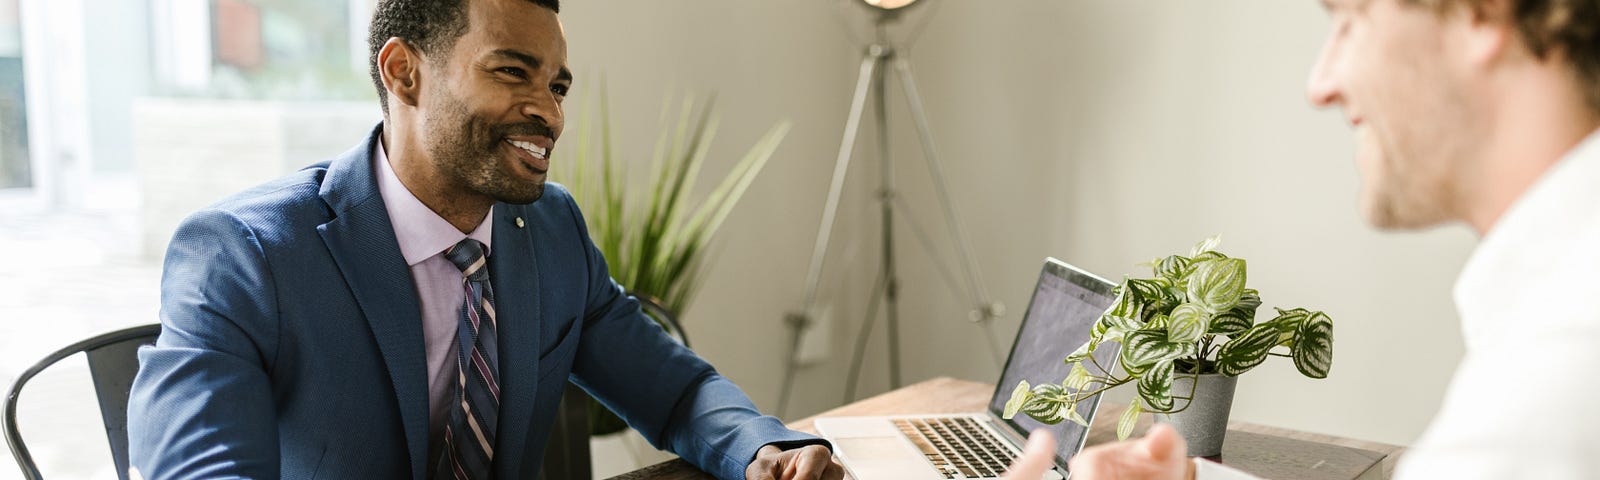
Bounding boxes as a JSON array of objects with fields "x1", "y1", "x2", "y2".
[{"x1": 373, "y1": 140, "x2": 495, "y2": 447}]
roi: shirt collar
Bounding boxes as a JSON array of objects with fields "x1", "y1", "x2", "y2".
[
  {"x1": 374, "y1": 140, "x2": 494, "y2": 266},
  {"x1": 1454, "y1": 127, "x2": 1600, "y2": 346}
]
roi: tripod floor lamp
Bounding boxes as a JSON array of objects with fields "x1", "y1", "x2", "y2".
[{"x1": 776, "y1": 0, "x2": 1006, "y2": 418}]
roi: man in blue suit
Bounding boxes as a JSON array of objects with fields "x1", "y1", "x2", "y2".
[{"x1": 126, "y1": 0, "x2": 842, "y2": 479}]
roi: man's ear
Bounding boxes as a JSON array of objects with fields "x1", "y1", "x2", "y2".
[
  {"x1": 379, "y1": 37, "x2": 424, "y2": 109},
  {"x1": 1459, "y1": 0, "x2": 1516, "y2": 68}
]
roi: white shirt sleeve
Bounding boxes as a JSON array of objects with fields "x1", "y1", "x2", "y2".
[
  {"x1": 1191, "y1": 331, "x2": 1600, "y2": 480},
  {"x1": 1193, "y1": 457, "x2": 1262, "y2": 480},
  {"x1": 1390, "y1": 333, "x2": 1600, "y2": 480}
]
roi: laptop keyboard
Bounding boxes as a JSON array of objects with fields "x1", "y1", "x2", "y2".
[{"x1": 893, "y1": 417, "x2": 1020, "y2": 479}]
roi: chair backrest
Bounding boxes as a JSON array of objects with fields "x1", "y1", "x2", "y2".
[
  {"x1": 4, "y1": 324, "x2": 160, "y2": 480},
  {"x1": 540, "y1": 384, "x2": 593, "y2": 480},
  {"x1": 631, "y1": 293, "x2": 688, "y2": 348}
]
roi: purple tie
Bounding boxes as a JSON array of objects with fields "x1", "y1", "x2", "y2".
[{"x1": 437, "y1": 239, "x2": 500, "y2": 480}]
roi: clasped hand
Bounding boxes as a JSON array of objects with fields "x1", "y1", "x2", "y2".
[
  {"x1": 1013, "y1": 424, "x2": 1196, "y2": 480},
  {"x1": 744, "y1": 424, "x2": 1194, "y2": 480}
]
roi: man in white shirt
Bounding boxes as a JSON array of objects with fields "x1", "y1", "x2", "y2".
[{"x1": 1003, "y1": 0, "x2": 1600, "y2": 478}]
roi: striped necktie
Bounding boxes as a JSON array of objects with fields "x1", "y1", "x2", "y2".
[{"x1": 438, "y1": 239, "x2": 501, "y2": 480}]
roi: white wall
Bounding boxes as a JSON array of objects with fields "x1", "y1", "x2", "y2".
[
  {"x1": 562, "y1": 0, "x2": 1480, "y2": 448},
  {"x1": 857, "y1": 0, "x2": 1477, "y2": 446},
  {"x1": 557, "y1": 0, "x2": 868, "y2": 421}
]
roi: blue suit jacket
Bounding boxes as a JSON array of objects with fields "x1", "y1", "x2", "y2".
[{"x1": 127, "y1": 125, "x2": 820, "y2": 479}]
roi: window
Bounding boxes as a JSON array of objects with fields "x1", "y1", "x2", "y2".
[{"x1": 0, "y1": 0, "x2": 28, "y2": 189}]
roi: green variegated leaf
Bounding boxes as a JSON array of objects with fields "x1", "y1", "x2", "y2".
[
  {"x1": 1126, "y1": 277, "x2": 1171, "y2": 298},
  {"x1": 1209, "y1": 289, "x2": 1260, "y2": 336},
  {"x1": 1117, "y1": 398, "x2": 1144, "y2": 440},
  {"x1": 1209, "y1": 312, "x2": 1253, "y2": 336},
  {"x1": 1118, "y1": 330, "x2": 1189, "y2": 376},
  {"x1": 1292, "y1": 311, "x2": 1334, "y2": 379},
  {"x1": 1155, "y1": 255, "x2": 1193, "y2": 282},
  {"x1": 1063, "y1": 362, "x2": 1095, "y2": 391},
  {"x1": 1166, "y1": 284, "x2": 1189, "y2": 304},
  {"x1": 1216, "y1": 323, "x2": 1279, "y2": 376},
  {"x1": 1190, "y1": 234, "x2": 1222, "y2": 257},
  {"x1": 1022, "y1": 383, "x2": 1068, "y2": 424},
  {"x1": 1137, "y1": 359, "x2": 1175, "y2": 411},
  {"x1": 1143, "y1": 314, "x2": 1171, "y2": 332},
  {"x1": 1104, "y1": 285, "x2": 1146, "y2": 324},
  {"x1": 1126, "y1": 278, "x2": 1176, "y2": 314},
  {"x1": 1233, "y1": 289, "x2": 1261, "y2": 318},
  {"x1": 1064, "y1": 339, "x2": 1095, "y2": 363},
  {"x1": 1096, "y1": 314, "x2": 1142, "y2": 344},
  {"x1": 1273, "y1": 307, "x2": 1311, "y2": 324},
  {"x1": 1269, "y1": 308, "x2": 1312, "y2": 347},
  {"x1": 1187, "y1": 258, "x2": 1247, "y2": 312},
  {"x1": 1003, "y1": 381, "x2": 1031, "y2": 419},
  {"x1": 1167, "y1": 303, "x2": 1211, "y2": 344},
  {"x1": 1193, "y1": 250, "x2": 1228, "y2": 261},
  {"x1": 1065, "y1": 401, "x2": 1089, "y2": 427}
]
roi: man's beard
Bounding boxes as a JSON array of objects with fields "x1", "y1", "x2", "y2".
[
  {"x1": 424, "y1": 89, "x2": 551, "y2": 205},
  {"x1": 1359, "y1": 125, "x2": 1460, "y2": 230}
]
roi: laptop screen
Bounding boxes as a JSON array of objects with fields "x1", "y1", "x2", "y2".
[{"x1": 985, "y1": 259, "x2": 1117, "y2": 467}]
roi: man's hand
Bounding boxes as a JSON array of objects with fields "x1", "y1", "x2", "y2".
[
  {"x1": 1002, "y1": 430, "x2": 1057, "y2": 480},
  {"x1": 1067, "y1": 424, "x2": 1195, "y2": 480},
  {"x1": 746, "y1": 444, "x2": 844, "y2": 480}
]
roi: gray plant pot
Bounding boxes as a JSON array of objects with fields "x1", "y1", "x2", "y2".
[{"x1": 1156, "y1": 373, "x2": 1238, "y2": 457}]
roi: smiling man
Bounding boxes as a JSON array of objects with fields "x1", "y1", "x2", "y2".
[
  {"x1": 1027, "y1": 0, "x2": 1600, "y2": 479},
  {"x1": 125, "y1": 1, "x2": 840, "y2": 479}
]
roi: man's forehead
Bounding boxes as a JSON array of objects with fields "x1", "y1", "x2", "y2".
[
  {"x1": 462, "y1": 0, "x2": 567, "y2": 62},
  {"x1": 466, "y1": 0, "x2": 563, "y2": 39}
]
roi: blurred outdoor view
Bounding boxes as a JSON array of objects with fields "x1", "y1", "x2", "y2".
[{"x1": 0, "y1": 0, "x2": 382, "y2": 478}]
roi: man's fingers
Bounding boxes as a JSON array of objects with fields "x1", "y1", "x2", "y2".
[
  {"x1": 1023, "y1": 429, "x2": 1057, "y2": 458},
  {"x1": 750, "y1": 445, "x2": 843, "y2": 480},
  {"x1": 823, "y1": 459, "x2": 846, "y2": 480},
  {"x1": 786, "y1": 446, "x2": 833, "y2": 480},
  {"x1": 1003, "y1": 430, "x2": 1057, "y2": 479},
  {"x1": 783, "y1": 449, "x2": 811, "y2": 480},
  {"x1": 1143, "y1": 424, "x2": 1186, "y2": 462},
  {"x1": 748, "y1": 446, "x2": 784, "y2": 480},
  {"x1": 749, "y1": 468, "x2": 778, "y2": 480}
]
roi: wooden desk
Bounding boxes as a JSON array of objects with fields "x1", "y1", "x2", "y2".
[{"x1": 608, "y1": 377, "x2": 1403, "y2": 480}]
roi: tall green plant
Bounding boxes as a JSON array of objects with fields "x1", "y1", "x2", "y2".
[
  {"x1": 1003, "y1": 236, "x2": 1335, "y2": 440},
  {"x1": 556, "y1": 87, "x2": 790, "y2": 435}
]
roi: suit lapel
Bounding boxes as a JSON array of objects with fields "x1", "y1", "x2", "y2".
[
  {"x1": 316, "y1": 125, "x2": 430, "y2": 480},
  {"x1": 489, "y1": 203, "x2": 542, "y2": 477}
]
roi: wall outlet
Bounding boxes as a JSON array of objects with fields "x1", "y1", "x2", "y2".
[{"x1": 793, "y1": 304, "x2": 833, "y2": 367}]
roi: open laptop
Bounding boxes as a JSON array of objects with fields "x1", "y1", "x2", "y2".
[{"x1": 815, "y1": 258, "x2": 1119, "y2": 480}]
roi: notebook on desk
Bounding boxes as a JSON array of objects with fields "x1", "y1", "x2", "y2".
[{"x1": 815, "y1": 258, "x2": 1118, "y2": 480}]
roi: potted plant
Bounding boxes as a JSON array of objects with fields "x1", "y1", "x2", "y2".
[
  {"x1": 557, "y1": 88, "x2": 789, "y2": 438},
  {"x1": 1002, "y1": 236, "x2": 1334, "y2": 456}
]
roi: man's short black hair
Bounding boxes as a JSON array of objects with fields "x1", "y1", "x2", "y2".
[{"x1": 367, "y1": 0, "x2": 560, "y2": 115}]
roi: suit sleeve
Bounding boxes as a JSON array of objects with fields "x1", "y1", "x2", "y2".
[
  {"x1": 127, "y1": 209, "x2": 282, "y2": 480},
  {"x1": 560, "y1": 196, "x2": 827, "y2": 480}
]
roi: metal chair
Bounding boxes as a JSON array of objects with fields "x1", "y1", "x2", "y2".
[
  {"x1": 541, "y1": 293, "x2": 687, "y2": 480},
  {"x1": 4, "y1": 324, "x2": 161, "y2": 480},
  {"x1": 1, "y1": 297, "x2": 687, "y2": 480},
  {"x1": 634, "y1": 293, "x2": 690, "y2": 349}
]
